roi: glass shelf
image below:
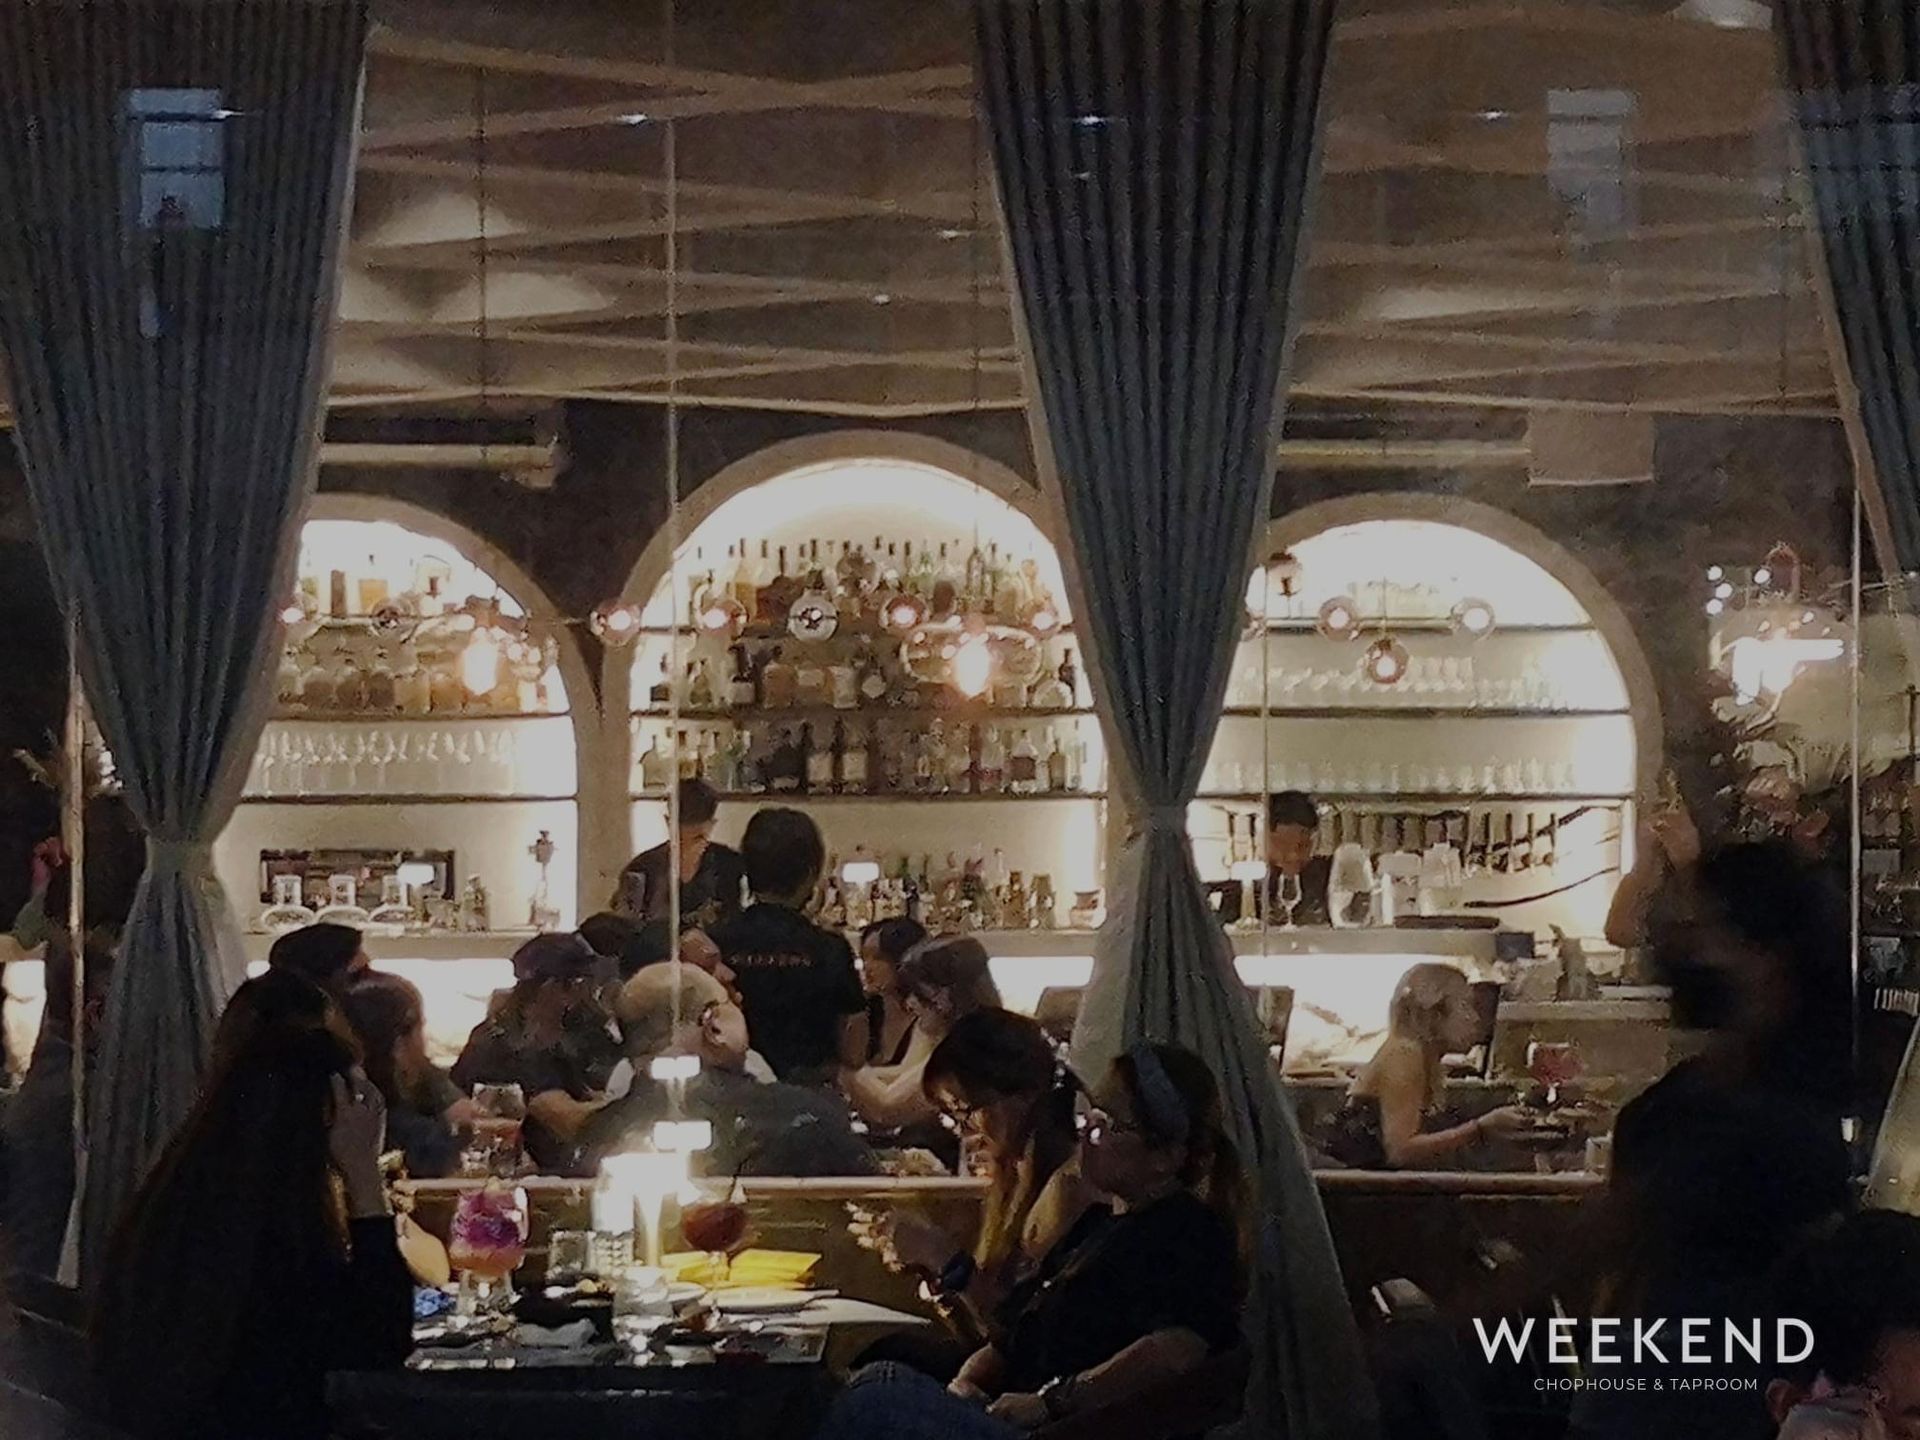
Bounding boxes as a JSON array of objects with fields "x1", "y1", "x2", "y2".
[
  {"x1": 631, "y1": 790, "x2": 1108, "y2": 804},
  {"x1": 1194, "y1": 792, "x2": 1630, "y2": 805},
  {"x1": 633, "y1": 706, "x2": 1097, "y2": 722},
  {"x1": 237, "y1": 794, "x2": 578, "y2": 806},
  {"x1": 1217, "y1": 706, "x2": 1631, "y2": 721}
]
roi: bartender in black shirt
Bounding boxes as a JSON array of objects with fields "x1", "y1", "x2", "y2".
[
  {"x1": 1267, "y1": 790, "x2": 1332, "y2": 926},
  {"x1": 709, "y1": 807, "x2": 868, "y2": 1084},
  {"x1": 612, "y1": 777, "x2": 745, "y2": 929}
]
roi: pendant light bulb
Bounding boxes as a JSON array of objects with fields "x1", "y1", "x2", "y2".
[
  {"x1": 1449, "y1": 597, "x2": 1497, "y2": 639},
  {"x1": 952, "y1": 634, "x2": 993, "y2": 698},
  {"x1": 1362, "y1": 635, "x2": 1410, "y2": 687},
  {"x1": 589, "y1": 600, "x2": 643, "y2": 648},
  {"x1": 461, "y1": 628, "x2": 502, "y2": 695},
  {"x1": 1317, "y1": 595, "x2": 1362, "y2": 642}
]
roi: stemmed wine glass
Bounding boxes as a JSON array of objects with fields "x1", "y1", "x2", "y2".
[{"x1": 1276, "y1": 874, "x2": 1303, "y2": 929}]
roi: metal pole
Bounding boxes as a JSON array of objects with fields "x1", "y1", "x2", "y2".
[{"x1": 63, "y1": 615, "x2": 88, "y2": 1243}]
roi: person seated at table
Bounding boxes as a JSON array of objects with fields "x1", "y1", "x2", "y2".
[
  {"x1": 711, "y1": 807, "x2": 868, "y2": 1083},
  {"x1": 821, "y1": 1042, "x2": 1246, "y2": 1438},
  {"x1": 602, "y1": 925, "x2": 773, "y2": 1098},
  {"x1": 862, "y1": 916, "x2": 926, "y2": 1067},
  {"x1": 267, "y1": 919, "x2": 372, "y2": 999},
  {"x1": 578, "y1": 964, "x2": 876, "y2": 1178},
  {"x1": 92, "y1": 971, "x2": 411, "y2": 1440},
  {"x1": 841, "y1": 935, "x2": 1002, "y2": 1139},
  {"x1": 858, "y1": 1009, "x2": 1097, "y2": 1357},
  {"x1": 452, "y1": 932, "x2": 607, "y2": 1172},
  {"x1": 577, "y1": 909, "x2": 639, "y2": 987},
  {"x1": 341, "y1": 970, "x2": 476, "y2": 1179},
  {"x1": 1322, "y1": 963, "x2": 1527, "y2": 1169},
  {"x1": 613, "y1": 776, "x2": 745, "y2": 929},
  {"x1": 1766, "y1": 1209, "x2": 1920, "y2": 1439}
]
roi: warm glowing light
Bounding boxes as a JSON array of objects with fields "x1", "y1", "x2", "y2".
[
  {"x1": 461, "y1": 629, "x2": 501, "y2": 695},
  {"x1": 1362, "y1": 635, "x2": 1410, "y2": 686},
  {"x1": 1705, "y1": 598, "x2": 1725, "y2": 616},
  {"x1": 1726, "y1": 634, "x2": 1845, "y2": 704},
  {"x1": 1317, "y1": 595, "x2": 1361, "y2": 641},
  {"x1": 649, "y1": 1054, "x2": 701, "y2": 1082},
  {"x1": 602, "y1": 1150, "x2": 691, "y2": 1266},
  {"x1": 1753, "y1": 567, "x2": 1772, "y2": 587},
  {"x1": 882, "y1": 593, "x2": 925, "y2": 634},
  {"x1": 278, "y1": 600, "x2": 307, "y2": 626},
  {"x1": 1706, "y1": 565, "x2": 1725, "y2": 582},
  {"x1": 591, "y1": 600, "x2": 643, "y2": 647},
  {"x1": 652, "y1": 1119, "x2": 713, "y2": 1154},
  {"x1": 1229, "y1": 858, "x2": 1269, "y2": 883},
  {"x1": 1450, "y1": 597, "x2": 1496, "y2": 638},
  {"x1": 951, "y1": 635, "x2": 993, "y2": 697},
  {"x1": 1027, "y1": 604, "x2": 1061, "y2": 638},
  {"x1": 696, "y1": 595, "x2": 745, "y2": 635},
  {"x1": 1714, "y1": 582, "x2": 1734, "y2": 600},
  {"x1": 841, "y1": 856, "x2": 883, "y2": 886}
]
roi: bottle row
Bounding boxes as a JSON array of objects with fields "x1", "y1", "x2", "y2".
[
  {"x1": 1199, "y1": 756, "x2": 1610, "y2": 799},
  {"x1": 1223, "y1": 653, "x2": 1616, "y2": 713},
  {"x1": 276, "y1": 629, "x2": 564, "y2": 718},
  {"x1": 634, "y1": 718, "x2": 1102, "y2": 798},
  {"x1": 814, "y1": 846, "x2": 1103, "y2": 934},
  {"x1": 1212, "y1": 805, "x2": 1592, "y2": 879},
  {"x1": 684, "y1": 533, "x2": 1064, "y2": 632},
  {"x1": 640, "y1": 635, "x2": 1086, "y2": 714}
]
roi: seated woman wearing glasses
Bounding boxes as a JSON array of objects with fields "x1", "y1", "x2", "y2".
[
  {"x1": 854, "y1": 1010, "x2": 1098, "y2": 1368},
  {"x1": 822, "y1": 1042, "x2": 1246, "y2": 1438}
]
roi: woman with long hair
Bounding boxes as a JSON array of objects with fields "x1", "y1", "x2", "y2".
[
  {"x1": 91, "y1": 971, "x2": 411, "y2": 1440},
  {"x1": 341, "y1": 971, "x2": 472, "y2": 1179},
  {"x1": 825, "y1": 1042, "x2": 1247, "y2": 1439},
  {"x1": 860, "y1": 915, "x2": 926, "y2": 1067},
  {"x1": 841, "y1": 934, "x2": 1001, "y2": 1132},
  {"x1": 1323, "y1": 962, "x2": 1528, "y2": 1168}
]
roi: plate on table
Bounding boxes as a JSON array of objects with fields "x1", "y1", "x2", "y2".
[
  {"x1": 668, "y1": 1281, "x2": 708, "y2": 1309},
  {"x1": 712, "y1": 1287, "x2": 829, "y2": 1315}
]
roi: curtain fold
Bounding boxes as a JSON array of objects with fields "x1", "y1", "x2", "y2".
[
  {"x1": 1778, "y1": 2, "x2": 1920, "y2": 568},
  {"x1": 974, "y1": 3, "x2": 1374, "y2": 1437},
  {"x1": 0, "y1": 0, "x2": 368, "y2": 1273}
]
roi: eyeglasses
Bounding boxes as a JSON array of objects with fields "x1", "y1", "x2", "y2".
[
  {"x1": 1076, "y1": 1105, "x2": 1142, "y2": 1145},
  {"x1": 937, "y1": 1098, "x2": 981, "y2": 1134}
]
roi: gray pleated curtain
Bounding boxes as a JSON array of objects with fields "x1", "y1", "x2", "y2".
[
  {"x1": 1779, "y1": 3, "x2": 1920, "y2": 568},
  {"x1": 0, "y1": 0, "x2": 368, "y2": 1271},
  {"x1": 975, "y1": 3, "x2": 1375, "y2": 1437}
]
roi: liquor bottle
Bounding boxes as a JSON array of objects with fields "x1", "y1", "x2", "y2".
[
  {"x1": 963, "y1": 540, "x2": 988, "y2": 612},
  {"x1": 949, "y1": 721, "x2": 977, "y2": 794},
  {"x1": 840, "y1": 720, "x2": 869, "y2": 794},
  {"x1": 639, "y1": 731, "x2": 671, "y2": 792},
  {"x1": 1030, "y1": 651, "x2": 1072, "y2": 710},
  {"x1": 1045, "y1": 732, "x2": 1069, "y2": 793},
  {"x1": 770, "y1": 727, "x2": 801, "y2": 793},
  {"x1": 358, "y1": 553, "x2": 390, "y2": 616},
  {"x1": 794, "y1": 649, "x2": 828, "y2": 708},
  {"x1": 902, "y1": 857, "x2": 922, "y2": 923},
  {"x1": 1058, "y1": 647, "x2": 1080, "y2": 704},
  {"x1": 977, "y1": 725, "x2": 1007, "y2": 795},
  {"x1": 856, "y1": 639, "x2": 889, "y2": 706},
  {"x1": 649, "y1": 655, "x2": 672, "y2": 707},
  {"x1": 1009, "y1": 730, "x2": 1039, "y2": 794},
  {"x1": 675, "y1": 728, "x2": 698, "y2": 781},
  {"x1": 1004, "y1": 870, "x2": 1030, "y2": 929},
  {"x1": 727, "y1": 644, "x2": 758, "y2": 708},
  {"x1": 1067, "y1": 721, "x2": 1087, "y2": 792},
  {"x1": 915, "y1": 720, "x2": 941, "y2": 794},
  {"x1": 907, "y1": 540, "x2": 934, "y2": 598},
  {"x1": 335, "y1": 653, "x2": 368, "y2": 712},
  {"x1": 829, "y1": 658, "x2": 859, "y2": 710},
  {"x1": 820, "y1": 872, "x2": 847, "y2": 929},
  {"x1": 688, "y1": 659, "x2": 715, "y2": 710},
  {"x1": 994, "y1": 546, "x2": 1026, "y2": 621},
  {"x1": 365, "y1": 657, "x2": 397, "y2": 712},
  {"x1": 1032, "y1": 874, "x2": 1057, "y2": 930},
  {"x1": 761, "y1": 646, "x2": 797, "y2": 708}
]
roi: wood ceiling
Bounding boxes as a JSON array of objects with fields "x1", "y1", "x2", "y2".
[{"x1": 13, "y1": 0, "x2": 1846, "y2": 424}]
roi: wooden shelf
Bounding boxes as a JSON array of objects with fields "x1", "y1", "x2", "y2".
[
  {"x1": 1194, "y1": 792, "x2": 1630, "y2": 805},
  {"x1": 633, "y1": 706, "x2": 1095, "y2": 723},
  {"x1": 632, "y1": 789, "x2": 1107, "y2": 804},
  {"x1": 269, "y1": 712, "x2": 569, "y2": 724},
  {"x1": 237, "y1": 793, "x2": 576, "y2": 806},
  {"x1": 1247, "y1": 621, "x2": 1595, "y2": 636},
  {"x1": 1217, "y1": 706, "x2": 1629, "y2": 721}
]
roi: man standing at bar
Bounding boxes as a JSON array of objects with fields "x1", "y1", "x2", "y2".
[
  {"x1": 1267, "y1": 790, "x2": 1332, "y2": 927},
  {"x1": 711, "y1": 808, "x2": 867, "y2": 1084}
]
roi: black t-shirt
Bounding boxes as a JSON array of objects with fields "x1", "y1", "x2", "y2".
[
  {"x1": 711, "y1": 903, "x2": 866, "y2": 1083},
  {"x1": 995, "y1": 1190, "x2": 1242, "y2": 1393},
  {"x1": 449, "y1": 1020, "x2": 599, "y2": 1173},
  {"x1": 616, "y1": 841, "x2": 745, "y2": 929}
]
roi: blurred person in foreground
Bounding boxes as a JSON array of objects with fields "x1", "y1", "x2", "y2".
[
  {"x1": 1571, "y1": 840, "x2": 1854, "y2": 1440},
  {"x1": 711, "y1": 807, "x2": 867, "y2": 1083},
  {"x1": 267, "y1": 919, "x2": 371, "y2": 999},
  {"x1": 821, "y1": 1042, "x2": 1245, "y2": 1438},
  {"x1": 91, "y1": 970, "x2": 410, "y2": 1440},
  {"x1": 854, "y1": 1009, "x2": 1096, "y2": 1376},
  {"x1": 578, "y1": 962, "x2": 875, "y2": 1178},
  {"x1": 1768, "y1": 1210, "x2": 1920, "y2": 1440},
  {"x1": 451, "y1": 932, "x2": 607, "y2": 1172}
]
